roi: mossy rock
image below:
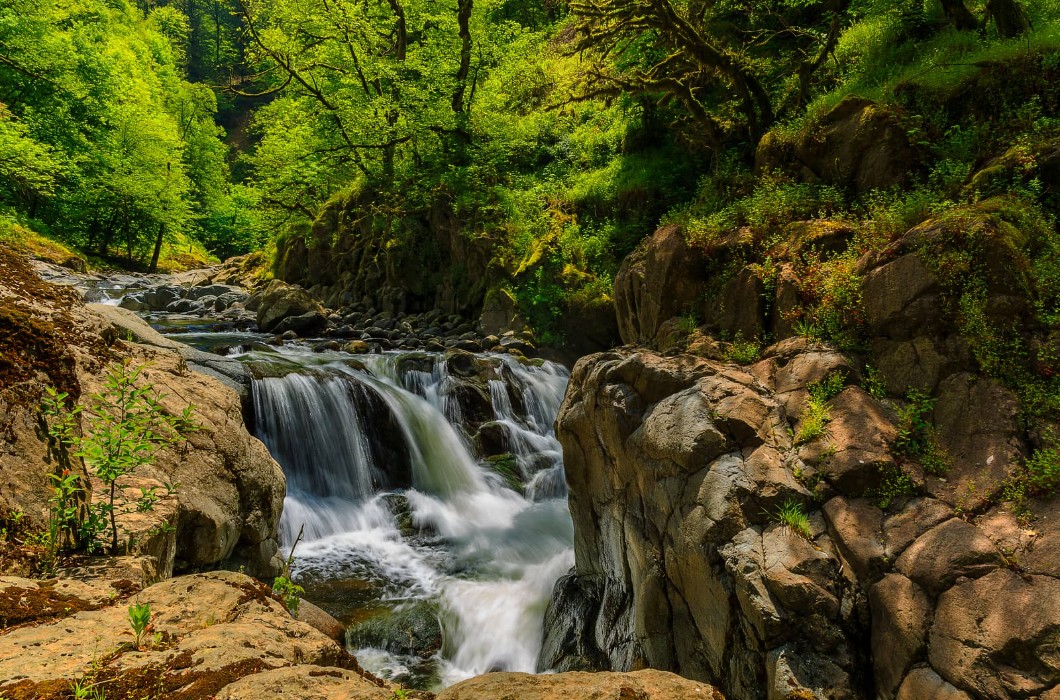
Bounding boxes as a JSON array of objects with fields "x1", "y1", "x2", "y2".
[{"x1": 346, "y1": 600, "x2": 443, "y2": 659}]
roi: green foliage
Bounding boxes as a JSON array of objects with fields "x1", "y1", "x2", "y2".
[
  {"x1": 795, "y1": 372, "x2": 846, "y2": 445},
  {"x1": 872, "y1": 466, "x2": 916, "y2": 510},
  {"x1": 861, "y1": 365, "x2": 888, "y2": 399},
  {"x1": 41, "y1": 362, "x2": 193, "y2": 556},
  {"x1": 723, "y1": 334, "x2": 763, "y2": 365},
  {"x1": 128, "y1": 601, "x2": 151, "y2": 648},
  {"x1": 1023, "y1": 442, "x2": 1060, "y2": 497},
  {"x1": 273, "y1": 524, "x2": 304, "y2": 615},
  {"x1": 773, "y1": 499, "x2": 813, "y2": 540}
]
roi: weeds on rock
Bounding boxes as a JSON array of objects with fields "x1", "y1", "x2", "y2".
[
  {"x1": 894, "y1": 389, "x2": 949, "y2": 476},
  {"x1": 723, "y1": 332, "x2": 762, "y2": 365},
  {"x1": 774, "y1": 499, "x2": 813, "y2": 540},
  {"x1": 273, "y1": 524, "x2": 305, "y2": 615},
  {"x1": 128, "y1": 602, "x2": 151, "y2": 648},
  {"x1": 871, "y1": 466, "x2": 917, "y2": 510},
  {"x1": 795, "y1": 372, "x2": 846, "y2": 445}
]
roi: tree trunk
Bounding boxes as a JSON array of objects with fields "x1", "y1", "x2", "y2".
[
  {"x1": 149, "y1": 222, "x2": 165, "y2": 272},
  {"x1": 940, "y1": 0, "x2": 977, "y2": 31},
  {"x1": 987, "y1": 0, "x2": 1030, "y2": 38}
]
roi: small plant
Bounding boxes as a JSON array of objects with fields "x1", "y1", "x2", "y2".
[
  {"x1": 808, "y1": 371, "x2": 847, "y2": 404},
  {"x1": 1024, "y1": 444, "x2": 1060, "y2": 496},
  {"x1": 872, "y1": 466, "x2": 916, "y2": 510},
  {"x1": 893, "y1": 388, "x2": 949, "y2": 475},
  {"x1": 861, "y1": 365, "x2": 887, "y2": 399},
  {"x1": 723, "y1": 332, "x2": 762, "y2": 365},
  {"x1": 71, "y1": 679, "x2": 106, "y2": 700},
  {"x1": 128, "y1": 601, "x2": 151, "y2": 648},
  {"x1": 774, "y1": 498, "x2": 813, "y2": 540},
  {"x1": 677, "y1": 310, "x2": 700, "y2": 334},
  {"x1": 273, "y1": 524, "x2": 305, "y2": 615},
  {"x1": 41, "y1": 361, "x2": 196, "y2": 555}
]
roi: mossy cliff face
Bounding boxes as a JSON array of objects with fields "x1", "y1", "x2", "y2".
[{"x1": 273, "y1": 186, "x2": 494, "y2": 317}]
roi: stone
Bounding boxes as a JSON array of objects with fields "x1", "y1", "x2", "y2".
[
  {"x1": 862, "y1": 253, "x2": 940, "y2": 338},
  {"x1": 870, "y1": 574, "x2": 931, "y2": 697},
  {"x1": 437, "y1": 670, "x2": 724, "y2": 700},
  {"x1": 274, "y1": 310, "x2": 327, "y2": 336},
  {"x1": 255, "y1": 279, "x2": 325, "y2": 333},
  {"x1": 822, "y1": 496, "x2": 885, "y2": 581},
  {"x1": 215, "y1": 665, "x2": 390, "y2": 700},
  {"x1": 614, "y1": 225, "x2": 709, "y2": 346},
  {"x1": 819, "y1": 388, "x2": 897, "y2": 495},
  {"x1": 895, "y1": 519, "x2": 1000, "y2": 597},
  {"x1": 895, "y1": 666, "x2": 972, "y2": 700},
  {"x1": 929, "y1": 569, "x2": 1060, "y2": 698},
  {"x1": 931, "y1": 373, "x2": 1025, "y2": 509},
  {"x1": 791, "y1": 96, "x2": 920, "y2": 193}
]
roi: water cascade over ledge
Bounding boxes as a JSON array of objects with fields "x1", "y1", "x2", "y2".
[{"x1": 246, "y1": 347, "x2": 573, "y2": 689}]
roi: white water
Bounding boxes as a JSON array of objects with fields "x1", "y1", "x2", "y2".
[{"x1": 247, "y1": 348, "x2": 573, "y2": 688}]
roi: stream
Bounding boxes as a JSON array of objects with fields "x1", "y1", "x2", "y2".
[{"x1": 151, "y1": 318, "x2": 574, "y2": 689}]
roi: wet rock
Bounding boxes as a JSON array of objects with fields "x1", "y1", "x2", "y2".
[
  {"x1": 274, "y1": 310, "x2": 327, "y2": 336},
  {"x1": 346, "y1": 601, "x2": 443, "y2": 659}
]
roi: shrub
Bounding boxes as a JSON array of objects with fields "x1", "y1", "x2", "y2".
[
  {"x1": 723, "y1": 333, "x2": 762, "y2": 365},
  {"x1": 1024, "y1": 445, "x2": 1060, "y2": 496}
]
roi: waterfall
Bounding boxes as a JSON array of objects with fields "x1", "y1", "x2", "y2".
[{"x1": 248, "y1": 347, "x2": 573, "y2": 689}]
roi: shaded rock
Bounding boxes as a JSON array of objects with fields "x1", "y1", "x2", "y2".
[
  {"x1": 870, "y1": 574, "x2": 931, "y2": 697},
  {"x1": 256, "y1": 280, "x2": 325, "y2": 333},
  {"x1": 614, "y1": 225, "x2": 708, "y2": 346},
  {"x1": 895, "y1": 519, "x2": 1001, "y2": 597},
  {"x1": 931, "y1": 373, "x2": 1025, "y2": 509},
  {"x1": 895, "y1": 666, "x2": 972, "y2": 700},
  {"x1": 789, "y1": 96, "x2": 919, "y2": 193},
  {"x1": 929, "y1": 569, "x2": 1060, "y2": 698},
  {"x1": 346, "y1": 601, "x2": 443, "y2": 659}
]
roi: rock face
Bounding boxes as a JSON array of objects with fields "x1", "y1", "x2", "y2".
[
  {"x1": 543, "y1": 346, "x2": 1059, "y2": 700},
  {"x1": 613, "y1": 225, "x2": 709, "y2": 346},
  {"x1": 255, "y1": 278, "x2": 327, "y2": 334},
  {"x1": 274, "y1": 187, "x2": 492, "y2": 316},
  {"x1": 437, "y1": 670, "x2": 724, "y2": 700},
  {"x1": 0, "y1": 247, "x2": 284, "y2": 578},
  {"x1": 0, "y1": 571, "x2": 391, "y2": 699}
]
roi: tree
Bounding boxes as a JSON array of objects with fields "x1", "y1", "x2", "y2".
[{"x1": 563, "y1": 0, "x2": 853, "y2": 147}]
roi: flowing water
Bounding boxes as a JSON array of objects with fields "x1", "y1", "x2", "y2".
[{"x1": 237, "y1": 345, "x2": 573, "y2": 689}]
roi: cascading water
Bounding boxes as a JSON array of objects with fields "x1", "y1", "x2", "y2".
[{"x1": 246, "y1": 347, "x2": 573, "y2": 689}]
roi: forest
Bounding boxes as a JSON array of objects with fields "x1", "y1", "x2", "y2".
[{"x1": 1, "y1": 0, "x2": 1059, "y2": 337}]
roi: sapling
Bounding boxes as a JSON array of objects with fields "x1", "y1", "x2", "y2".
[{"x1": 128, "y1": 601, "x2": 151, "y2": 648}]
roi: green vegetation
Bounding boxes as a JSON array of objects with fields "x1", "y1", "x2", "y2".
[
  {"x1": 773, "y1": 499, "x2": 813, "y2": 540},
  {"x1": 872, "y1": 466, "x2": 917, "y2": 511},
  {"x1": 795, "y1": 372, "x2": 847, "y2": 445},
  {"x1": 723, "y1": 333, "x2": 762, "y2": 365},
  {"x1": 128, "y1": 602, "x2": 152, "y2": 648},
  {"x1": 40, "y1": 362, "x2": 194, "y2": 556}
]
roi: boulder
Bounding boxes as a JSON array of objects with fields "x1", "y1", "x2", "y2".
[
  {"x1": 613, "y1": 225, "x2": 709, "y2": 346},
  {"x1": 255, "y1": 279, "x2": 325, "y2": 333},
  {"x1": 437, "y1": 670, "x2": 724, "y2": 700},
  {"x1": 0, "y1": 572, "x2": 385, "y2": 699},
  {"x1": 783, "y1": 96, "x2": 919, "y2": 193},
  {"x1": 929, "y1": 569, "x2": 1060, "y2": 698}
]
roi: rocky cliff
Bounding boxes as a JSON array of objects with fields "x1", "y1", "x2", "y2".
[
  {"x1": 543, "y1": 198, "x2": 1060, "y2": 699},
  {"x1": 0, "y1": 245, "x2": 284, "y2": 578}
]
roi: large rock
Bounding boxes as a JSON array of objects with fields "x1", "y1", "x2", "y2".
[
  {"x1": 255, "y1": 279, "x2": 326, "y2": 333},
  {"x1": 613, "y1": 225, "x2": 709, "y2": 346},
  {"x1": 0, "y1": 250, "x2": 283, "y2": 579},
  {"x1": 0, "y1": 572, "x2": 388, "y2": 699},
  {"x1": 758, "y1": 96, "x2": 920, "y2": 193},
  {"x1": 437, "y1": 670, "x2": 724, "y2": 700},
  {"x1": 929, "y1": 569, "x2": 1060, "y2": 698},
  {"x1": 545, "y1": 350, "x2": 855, "y2": 699}
]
